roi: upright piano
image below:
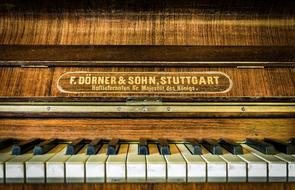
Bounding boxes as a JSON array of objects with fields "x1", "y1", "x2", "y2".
[{"x1": 0, "y1": 0, "x2": 294, "y2": 189}]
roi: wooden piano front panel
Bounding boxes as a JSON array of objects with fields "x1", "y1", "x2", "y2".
[
  {"x1": 0, "y1": 118, "x2": 294, "y2": 141},
  {"x1": 0, "y1": 67, "x2": 294, "y2": 99}
]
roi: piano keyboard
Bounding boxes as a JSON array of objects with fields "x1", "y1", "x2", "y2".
[{"x1": 0, "y1": 138, "x2": 294, "y2": 184}]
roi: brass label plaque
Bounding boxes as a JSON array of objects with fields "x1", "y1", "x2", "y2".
[{"x1": 57, "y1": 72, "x2": 232, "y2": 95}]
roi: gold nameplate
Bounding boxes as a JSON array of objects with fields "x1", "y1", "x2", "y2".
[{"x1": 57, "y1": 72, "x2": 232, "y2": 95}]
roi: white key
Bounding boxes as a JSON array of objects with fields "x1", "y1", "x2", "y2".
[
  {"x1": 65, "y1": 145, "x2": 89, "y2": 183},
  {"x1": 5, "y1": 150, "x2": 34, "y2": 183},
  {"x1": 146, "y1": 144, "x2": 166, "y2": 182},
  {"x1": 238, "y1": 147, "x2": 267, "y2": 182},
  {"x1": 200, "y1": 145, "x2": 227, "y2": 182},
  {"x1": 275, "y1": 153, "x2": 295, "y2": 182},
  {"x1": 86, "y1": 144, "x2": 108, "y2": 183},
  {"x1": 26, "y1": 144, "x2": 66, "y2": 183},
  {"x1": 243, "y1": 144, "x2": 287, "y2": 182},
  {"x1": 106, "y1": 144, "x2": 128, "y2": 183},
  {"x1": 0, "y1": 146, "x2": 15, "y2": 183},
  {"x1": 219, "y1": 148, "x2": 247, "y2": 182},
  {"x1": 127, "y1": 144, "x2": 146, "y2": 182},
  {"x1": 46, "y1": 147, "x2": 70, "y2": 183},
  {"x1": 177, "y1": 144, "x2": 206, "y2": 182},
  {"x1": 164, "y1": 144, "x2": 186, "y2": 182}
]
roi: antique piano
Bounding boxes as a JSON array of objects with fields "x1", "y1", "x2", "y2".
[{"x1": 0, "y1": 0, "x2": 294, "y2": 189}]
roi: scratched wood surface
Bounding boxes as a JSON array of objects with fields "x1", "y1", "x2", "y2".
[
  {"x1": 0, "y1": 0, "x2": 294, "y2": 45},
  {"x1": 0, "y1": 67, "x2": 294, "y2": 100}
]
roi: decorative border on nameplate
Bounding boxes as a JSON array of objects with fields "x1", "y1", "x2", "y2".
[{"x1": 57, "y1": 72, "x2": 233, "y2": 95}]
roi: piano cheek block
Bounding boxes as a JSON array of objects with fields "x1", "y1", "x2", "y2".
[{"x1": 5, "y1": 163, "x2": 25, "y2": 183}]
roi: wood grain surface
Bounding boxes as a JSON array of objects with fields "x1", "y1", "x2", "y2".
[
  {"x1": 0, "y1": 118, "x2": 294, "y2": 140},
  {"x1": 0, "y1": 183, "x2": 294, "y2": 190},
  {"x1": 1, "y1": 46, "x2": 294, "y2": 67},
  {"x1": 0, "y1": 0, "x2": 294, "y2": 189},
  {"x1": 0, "y1": 0, "x2": 294, "y2": 45},
  {"x1": 0, "y1": 67, "x2": 294, "y2": 100}
]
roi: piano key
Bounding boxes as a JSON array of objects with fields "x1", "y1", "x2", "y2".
[
  {"x1": 127, "y1": 144, "x2": 146, "y2": 182},
  {"x1": 65, "y1": 145, "x2": 89, "y2": 183},
  {"x1": 85, "y1": 144, "x2": 108, "y2": 183},
  {"x1": 5, "y1": 148, "x2": 34, "y2": 183},
  {"x1": 243, "y1": 144, "x2": 287, "y2": 182},
  {"x1": 138, "y1": 138, "x2": 149, "y2": 155},
  {"x1": 185, "y1": 138, "x2": 202, "y2": 155},
  {"x1": 218, "y1": 138, "x2": 243, "y2": 155},
  {"x1": 0, "y1": 138, "x2": 15, "y2": 150},
  {"x1": 33, "y1": 138, "x2": 58, "y2": 155},
  {"x1": 107, "y1": 138, "x2": 120, "y2": 155},
  {"x1": 46, "y1": 146, "x2": 71, "y2": 183},
  {"x1": 106, "y1": 143, "x2": 128, "y2": 182},
  {"x1": 146, "y1": 144, "x2": 166, "y2": 182},
  {"x1": 0, "y1": 146, "x2": 15, "y2": 183},
  {"x1": 65, "y1": 138, "x2": 85, "y2": 155},
  {"x1": 274, "y1": 153, "x2": 295, "y2": 182},
  {"x1": 164, "y1": 144, "x2": 186, "y2": 182},
  {"x1": 158, "y1": 138, "x2": 171, "y2": 155},
  {"x1": 238, "y1": 147, "x2": 267, "y2": 182},
  {"x1": 86, "y1": 138, "x2": 103, "y2": 155},
  {"x1": 11, "y1": 138, "x2": 41, "y2": 155},
  {"x1": 246, "y1": 138, "x2": 276, "y2": 155},
  {"x1": 25, "y1": 144, "x2": 66, "y2": 183},
  {"x1": 178, "y1": 144, "x2": 206, "y2": 182},
  {"x1": 202, "y1": 139, "x2": 223, "y2": 155},
  {"x1": 219, "y1": 148, "x2": 247, "y2": 182},
  {"x1": 200, "y1": 145, "x2": 226, "y2": 182},
  {"x1": 264, "y1": 138, "x2": 295, "y2": 155}
]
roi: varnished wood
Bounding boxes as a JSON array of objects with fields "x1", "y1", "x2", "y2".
[
  {"x1": 0, "y1": 118, "x2": 294, "y2": 140},
  {"x1": 0, "y1": 0, "x2": 294, "y2": 46},
  {"x1": 0, "y1": 67, "x2": 294, "y2": 100},
  {"x1": 0, "y1": 46, "x2": 294, "y2": 67},
  {"x1": 0, "y1": 183, "x2": 294, "y2": 190},
  {"x1": 0, "y1": 0, "x2": 294, "y2": 188}
]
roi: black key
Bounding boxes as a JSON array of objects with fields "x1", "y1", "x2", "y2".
[
  {"x1": 0, "y1": 138, "x2": 15, "y2": 150},
  {"x1": 218, "y1": 138, "x2": 243, "y2": 155},
  {"x1": 246, "y1": 138, "x2": 276, "y2": 155},
  {"x1": 185, "y1": 138, "x2": 202, "y2": 155},
  {"x1": 138, "y1": 138, "x2": 149, "y2": 155},
  {"x1": 107, "y1": 139, "x2": 120, "y2": 155},
  {"x1": 202, "y1": 139, "x2": 223, "y2": 155},
  {"x1": 11, "y1": 138, "x2": 41, "y2": 155},
  {"x1": 158, "y1": 138, "x2": 170, "y2": 155},
  {"x1": 33, "y1": 138, "x2": 58, "y2": 155},
  {"x1": 264, "y1": 138, "x2": 295, "y2": 155},
  {"x1": 288, "y1": 138, "x2": 295, "y2": 144},
  {"x1": 86, "y1": 138, "x2": 103, "y2": 155},
  {"x1": 66, "y1": 138, "x2": 85, "y2": 155}
]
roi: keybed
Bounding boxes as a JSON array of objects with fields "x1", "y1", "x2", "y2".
[{"x1": 0, "y1": 138, "x2": 294, "y2": 184}]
